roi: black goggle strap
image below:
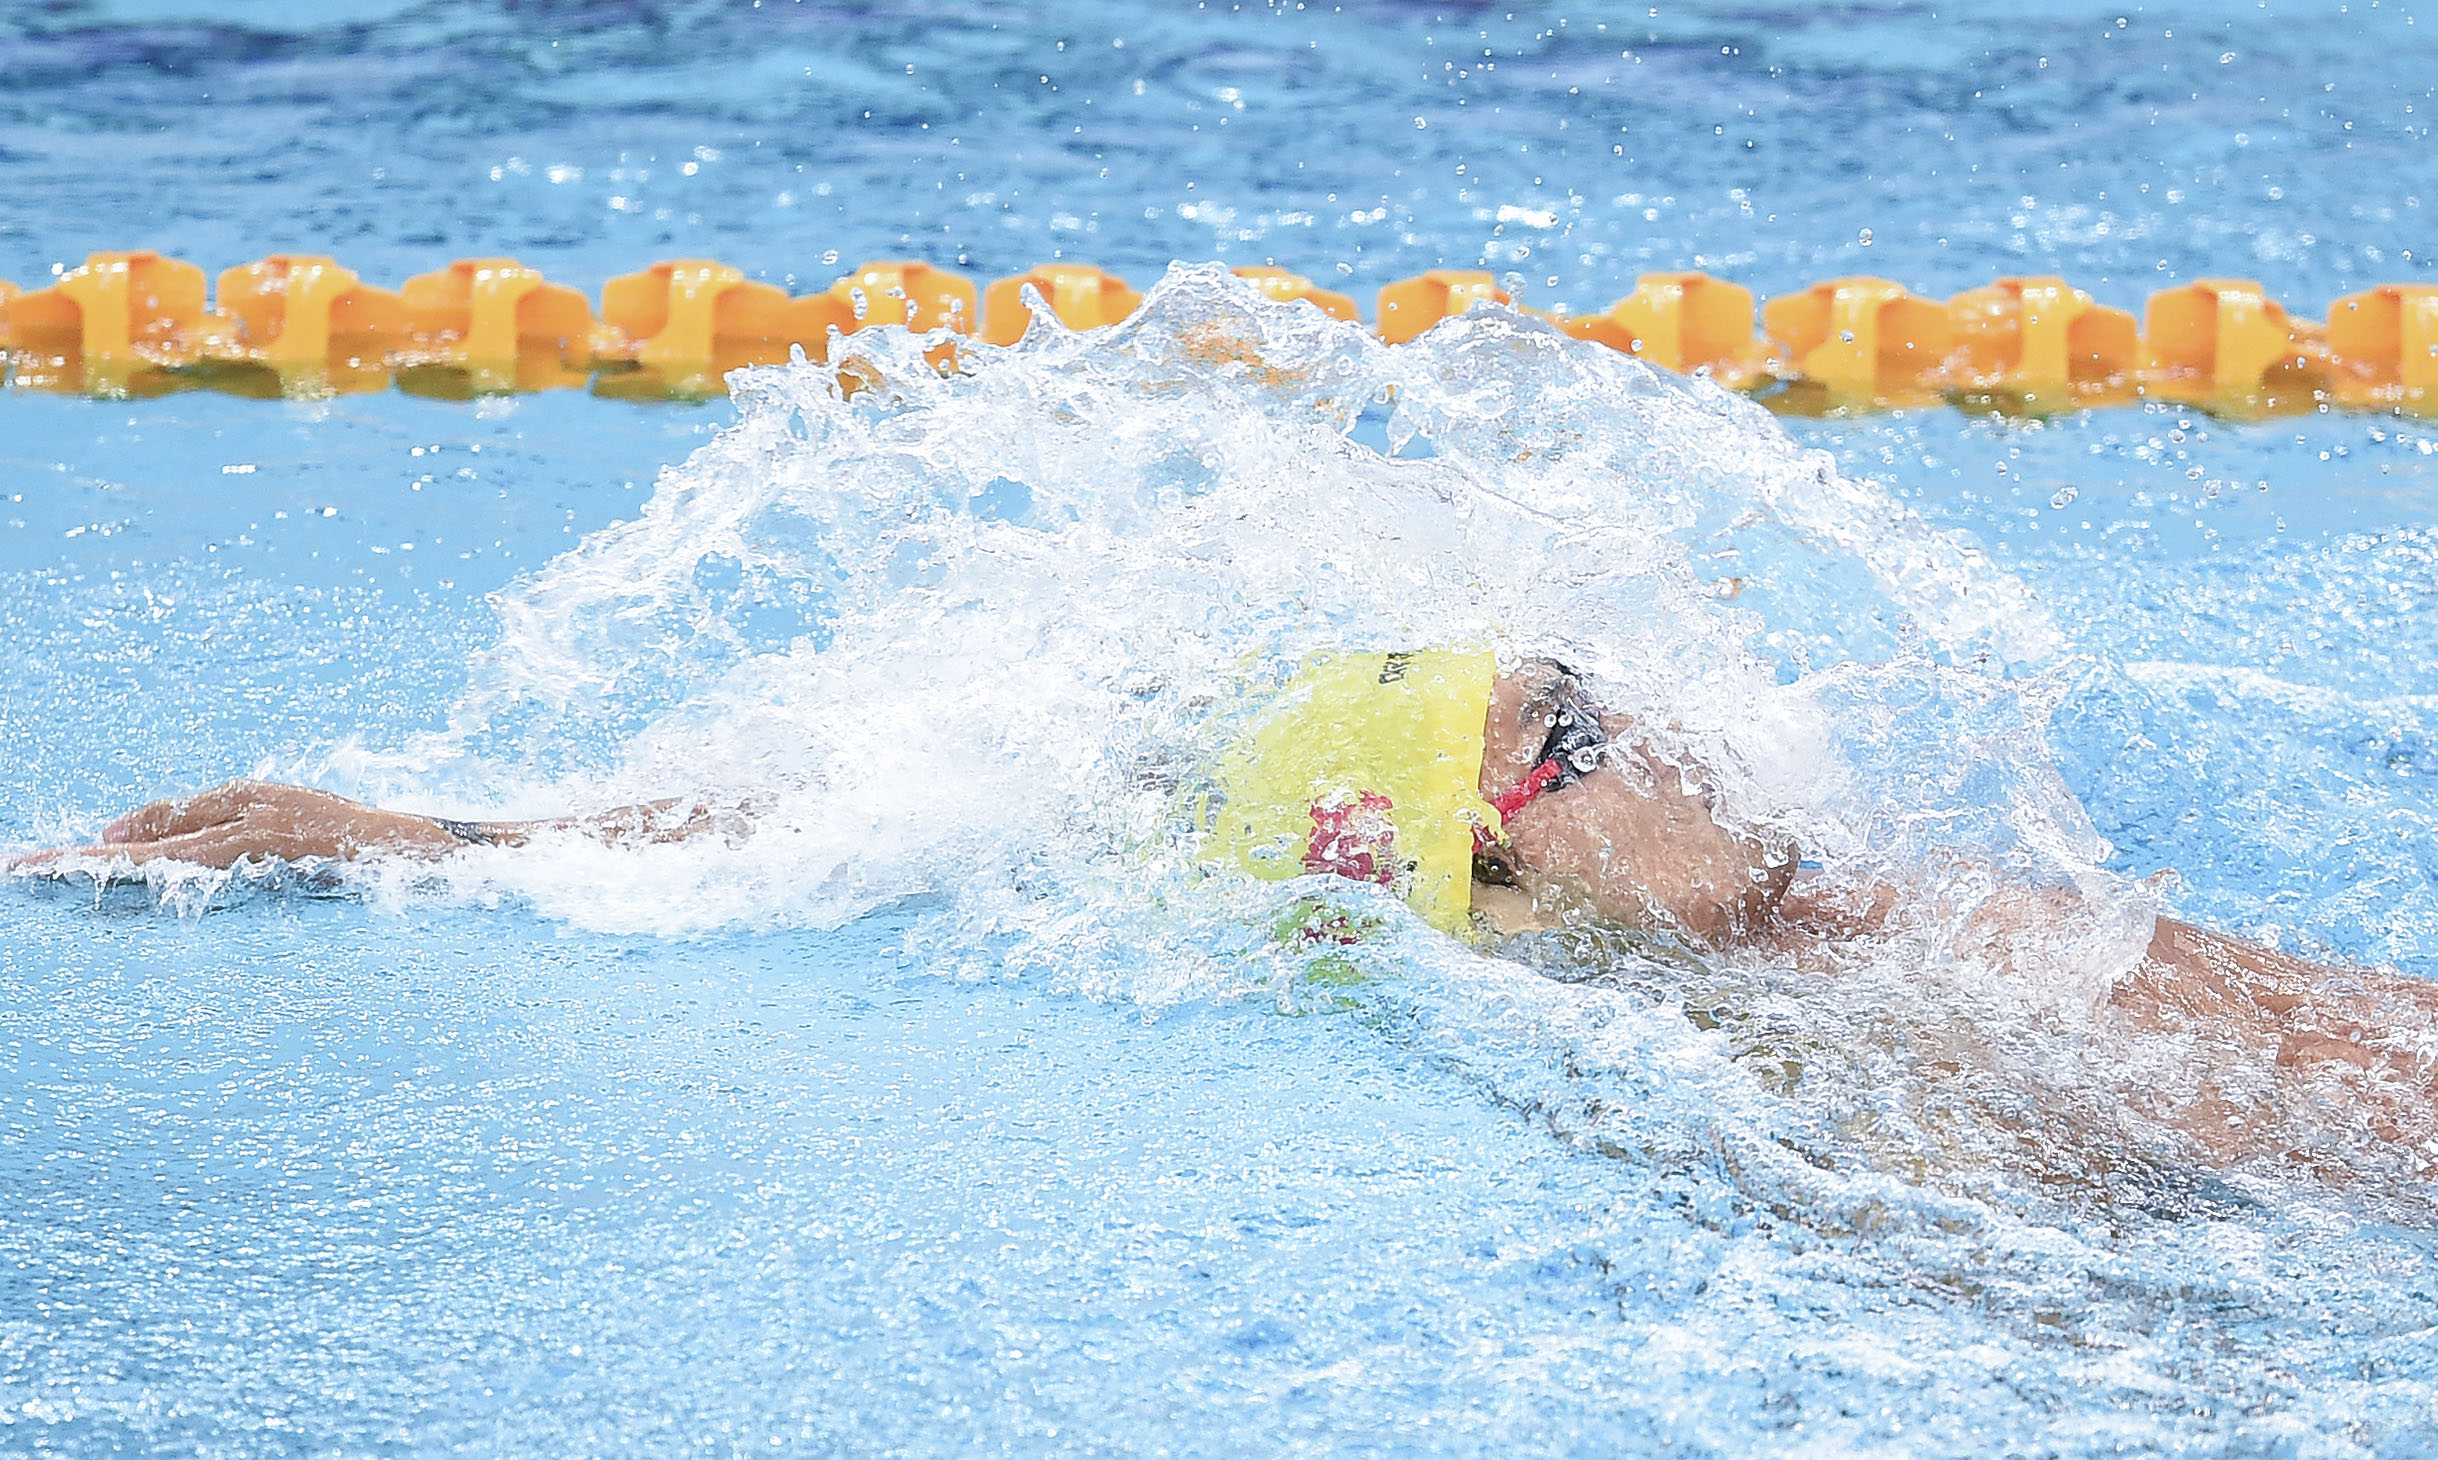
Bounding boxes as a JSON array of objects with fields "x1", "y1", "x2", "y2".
[{"x1": 1533, "y1": 680, "x2": 1611, "y2": 788}]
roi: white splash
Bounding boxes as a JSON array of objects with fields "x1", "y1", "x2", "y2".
[{"x1": 325, "y1": 266, "x2": 2094, "y2": 955}]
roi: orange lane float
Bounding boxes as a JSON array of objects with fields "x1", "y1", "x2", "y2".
[
  {"x1": 795, "y1": 260, "x2": 979, "y2": 382},
  {"x1": 1230, "y1": 265, "x2": 1360, "y2": 322},
  {"x1": 981, "y1": 264, "x2": 1142, "y2": 345},
  {"x1": 1762, "y1": 276, "x2": 1957, "y2": 411},
  {"x1": 1555, "y1": 271, "x2": 1770, "y2": 388},
  {"x1": 0, "y1": 278, "x2": 16, "y2": 353},
  {"x1": 1945, "y1": 276, "x2": 2140, "y2": 411},
  {"x1": 205, "y1": 254, "x2": 407, "y2": 395},
  {"x1": 800, "y1": 259, "x2": 977, "y2": 337},
  {"x1": 592, "y1": 259, "x2": 835, "y2": 397},
  {"x1": 2327, "y1": 283, "x2": 2438, "y2": 411},
  {"x1": 1375, "y1": 269, "x2": 1507, "y2": 346},
  {"x1": 2, "y1": 251, "x2": 218, "y2": 394},
  {"x1": 2137, "y1": 279, "x2": 2331, "y2": 416},
  {"x1": 394, "y1": 257, "x2": 594, "y2": 396}
]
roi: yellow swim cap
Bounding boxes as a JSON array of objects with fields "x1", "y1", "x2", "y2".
[{"x1": 1202, "y1": 649, "x2": 1497, "y2": 934}]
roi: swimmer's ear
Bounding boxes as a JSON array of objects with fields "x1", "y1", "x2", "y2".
[{"x1": 1472, "y1": 842, "x2": 1522, "y2": 888}]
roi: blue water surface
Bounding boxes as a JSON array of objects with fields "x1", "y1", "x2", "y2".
[{"x1": 9, "y1": 2, "x2": 2438, "y2": 1456}]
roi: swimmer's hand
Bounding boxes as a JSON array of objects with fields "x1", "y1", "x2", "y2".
[
  {"x1": 8, "y1": 780, "x2": 466, "y2": 872},
  {"x1": 7, "y1": 780, "x2": 755, "y2": 874}
]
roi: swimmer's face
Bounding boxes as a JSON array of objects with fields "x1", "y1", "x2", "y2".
[{"x1": 1479, "y1": 665, "x2": 1794, "y2": 945}]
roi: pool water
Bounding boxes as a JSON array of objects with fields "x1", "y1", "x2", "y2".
[{"x1": 8, "y1": 3, "x2": 2438, "y2": 1456}]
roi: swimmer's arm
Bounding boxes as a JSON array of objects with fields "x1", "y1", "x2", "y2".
[
  {"x1": 10, "y1": 780, "x2": 737, "y2": 872},
  {"x1": 461, "y1": 797, "x2": 749, "y2": 850},
  {"x1": 2119, "y1": 917, "x2": 2438, "y2": 1072},
  {"x1": 2112, "y1": 917, "x2": 2438, "y2": 1160},
  {"x1": 1768, "y1": 867, "x2": 1902, "y2": 940}
]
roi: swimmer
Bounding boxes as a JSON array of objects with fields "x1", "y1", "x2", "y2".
[{"x1": 13, "y1": 652, "x2": 2438, "y2": 1168}]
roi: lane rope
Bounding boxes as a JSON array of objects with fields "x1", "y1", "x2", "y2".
[{"x1": 2, "y1": 250, "x2": 2432, "y2": 417}]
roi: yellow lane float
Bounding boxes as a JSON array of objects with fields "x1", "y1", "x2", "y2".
[
  {"x1": 205, "y1": 254, "x2": 407, "y2": 396},
  {"x1": 981, "y1": 264, "x2": 1142, "y2": 345},
  {"x1": 2138, "y1": 279, "x2": 2332, "y2": 416},
  {"x1": 592, "y1": 259, "x2": 840, "y2": 397},
  {"x1": 1762, "y1": 276, "x2": 1956, "y2": 412},
  {"x1": 396, "y1": 258, "x2": 594, "y2": 396},
  {"x1": 1375, "y1": 268, "x2": 1507, "y2": 346},
  {"x1": 1945, "y1": 276, "x2": 2140, "y2": 412},
  {"x1": 1230, "y1": 265, "x2": 1361, "y2": 322},
  {"x1": 1554, "y1": 271, "x2": 1769, "y2": 389},
  {"x1": 2327, "y1": 284, "x2": 2438, "y2": 411},
  {"x1": 4, "y1": 251, "x2": 216, "y2": 394}
]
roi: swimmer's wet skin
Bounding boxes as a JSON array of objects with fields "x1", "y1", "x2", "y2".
[
  {"x1": 14, "y1": 650, "x2": 2438, "y2": 1169},
  {"x1": 7, "y1": 780, "x2": 742, "y2": 870}
]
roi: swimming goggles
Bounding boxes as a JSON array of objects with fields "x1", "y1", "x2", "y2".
[{"x1": 1476, "y1": 673, "x2": 1609, "y2": 849}]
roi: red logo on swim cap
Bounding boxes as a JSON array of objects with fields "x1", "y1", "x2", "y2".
[{"x1": 1303, "y1": 791, "x2": 1398, "y2": 887}]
